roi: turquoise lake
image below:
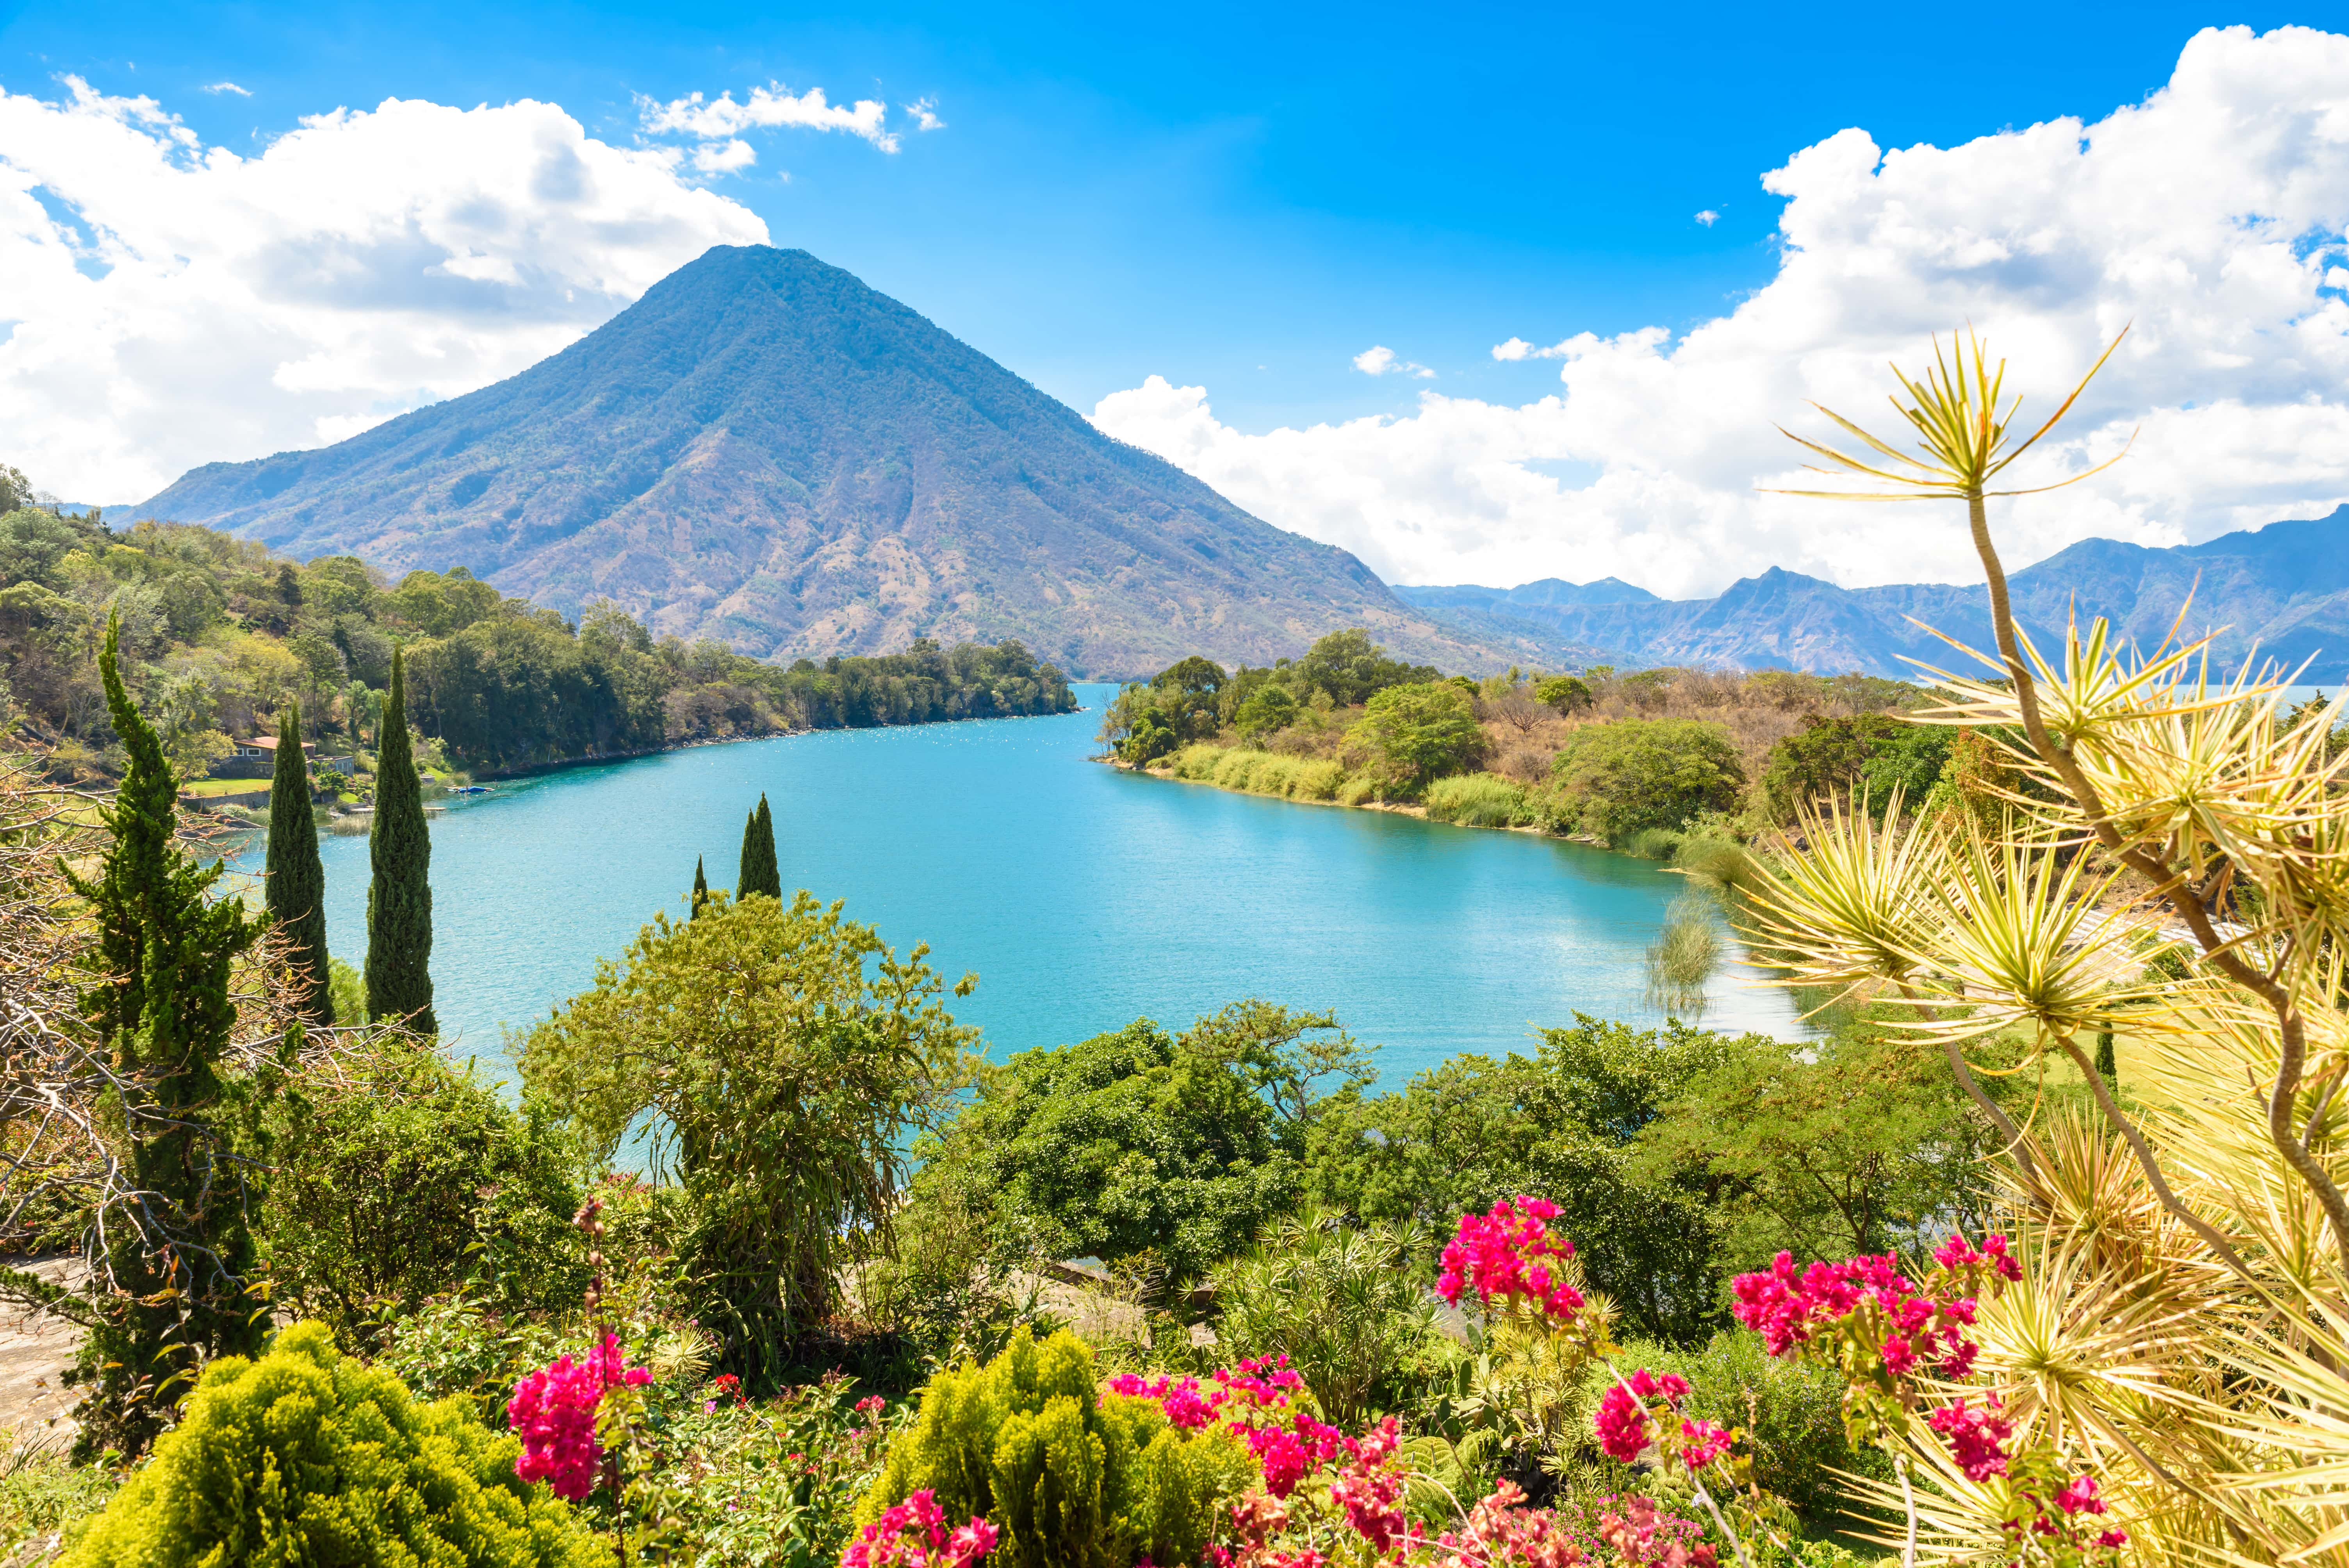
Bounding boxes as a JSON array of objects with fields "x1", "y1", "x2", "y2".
[{"x1": 225, "y1": 683, "x2": 1801, "y2": 1086}]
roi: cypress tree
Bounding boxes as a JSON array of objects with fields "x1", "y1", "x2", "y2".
[
  {"x1": 737, "y1": 793, "x2": 781, "y2": 900},
  {"x1": 66, "y1": 613, "x2": 269, "y2": 1454},
  {"x1": 365, "y1": 646, "x2": 436, "y2": 1033},
  {"x1": 265, "y1": 699, "x2": 332, "y2": 1023},
  {"x1": 2095, "y1": 1029, "x2": 2118, "y2": 1090},
  {"x1": 691, "y1": 855, "x2": 710, "y2": 919}
]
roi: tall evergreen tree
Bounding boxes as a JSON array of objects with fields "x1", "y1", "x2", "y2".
[
  {"x1": 66, "y1": 613, "x2": 269, "y2": 1455},
  {"x1": 365, "y1": 646, "x2": 436, "y2": 1032},
  {"x1": 265, "y1": 699, "x2": 332, "y2": 1023},
  {"x1": 2095, "y1": 1029, "x2": 2118, "y2": 1089},
  {"x1": 691, "y1": 855, "x2": 710, "y2": 919},
  {"x1": 737, "y1": 793, "x2": 781, "y2": 900}
]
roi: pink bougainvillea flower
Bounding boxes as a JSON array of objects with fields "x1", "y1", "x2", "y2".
[
  {"x1": 840, "y1": 1489, "x2": 997, "y2": 1568},
  {"x1": 1330, "y1": 1416, "x2": 1409, "y2": 1557},
  {"x1": 1438, "y1": 1197, "x2": 1586, "y2": 1320},
  {"x1": 1926, "y1": 1396, "x2": 2012, "y2": 1483},
  {"x1": 507, "y1": 1332, "x2": 652, "y2": 1501}
]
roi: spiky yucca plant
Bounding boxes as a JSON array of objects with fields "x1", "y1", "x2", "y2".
[{"x1": 1745, "y1": 330, "x2": 2349, "y2": 1565}]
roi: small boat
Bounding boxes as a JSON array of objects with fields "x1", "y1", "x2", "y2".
[{"x1": 451, "y1": 785, "x2": 491, "y2": 795}]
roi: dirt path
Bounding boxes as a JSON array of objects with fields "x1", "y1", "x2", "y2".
[{"x1": 0, "y1": 1260, "x2": 85, "y2": 1445}]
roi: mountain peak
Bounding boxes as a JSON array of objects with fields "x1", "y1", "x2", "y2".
[{"x1": 134, "y1": 245, "x2": 1552, "y2": 677}]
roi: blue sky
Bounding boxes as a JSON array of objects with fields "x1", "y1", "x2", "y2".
[
  {"x1": 4, "y1": 4, "x2": 2345, "y2": 593},
  {"x1": 0, "y1": 0, "x2": 2297, "y2": 431}
]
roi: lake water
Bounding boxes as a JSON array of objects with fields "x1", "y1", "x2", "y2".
[{"x1": 224, "y1": 683, "x2": 1801, "y2": 1089}]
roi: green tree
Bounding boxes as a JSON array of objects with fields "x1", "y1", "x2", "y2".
[
  {"x1": 1213, "y1": 1210, "x2": 1435, "y2": 1427},
  {"x1": 64, "y1": 614, "x2": 271, "y2": 1455},
  {"x1": 1534, "y1": 674, "x2": 1593, "y2": 714},
  {"x1": 264, "y1": 700, "x2": 331, "y2": 1024},
  {"x1": 1346, "y1": 680, "x2": 1486, "y2": 795},
  {"x1": 913, "y1": 1003, "x2": 1369, "y2": 1287},
  {"x1": 691, "y1": 855, "x2": 710, "y2": 919},
  {"x1": 737, "y1": 793, "x2": 781, "y2": 899},
  {"x1": 365, "y1": 645, "x2": 435, "y2": 1033},
  {"x1": 1294, "y1": 628, "x2": 1435, "y2": 707},
  {"x1": 519, "y1": 892, "x2": 977, "y2": 1384},
  {"x1": 1551, "y1": 717, "x2": 1744, "y2": 840},
  {"x1": 1233, "y1": 682, "x2": 1298, "y2": 738}
]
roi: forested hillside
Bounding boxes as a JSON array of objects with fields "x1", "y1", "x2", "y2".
[{"x1": 0, "y1": 501, "x2": 1075, "y2": 779}]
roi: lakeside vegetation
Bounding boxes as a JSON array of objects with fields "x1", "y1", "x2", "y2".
[
  {"x1": 1098, "y1": 629, "x2": 1953, "y2": 858},
  {"x1": 0, "y1": 482, "x2": 1075, "y2": 786},
  {"x1": 12, "y1": 337, "x2": 2349, "y2": 1568}
]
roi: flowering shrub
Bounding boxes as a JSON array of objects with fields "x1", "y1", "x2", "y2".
[
  {"x1": 506, "y1": 1332, "x2": 652, "y2": 1502},
  {"x1": 843, "y1": 1490, "x2": 998, "y2": 1568},
  {"x1": 1437, "y1": 1198, "x2": 1586, "y2": 1322},
  {"x1": 1109, "y1": 1356, "x2": 1344, "y2": 1499},
  {"x1": 1592, "y1": 1370, "x2": 1729, "y2": 1474},
  {"x1": 1731, "y1": 1238, "x2": 2125, "y2": 1563}
]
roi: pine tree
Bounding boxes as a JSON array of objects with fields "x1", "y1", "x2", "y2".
[
  {"x1": 692, "y1": 855, "x2": 710, "y2": 919},
  {"x1": 66, "y1": 613, "x2": 269, "y2": 1455},
  {"x1": 265, "y1": 699, "x2": 332, "y2": 1023},
  {"x1": 737, "y1": 793, "x2": 781, "y2": 900},
  {"x1": 365, "y1": 646, "x2": 436, "y2": 1032}
]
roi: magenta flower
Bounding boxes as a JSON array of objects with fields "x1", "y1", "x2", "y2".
[
  {"x1": 840, "y1": 1489, "x2": 997, "y2": 1568},
  {"x1": 506, "y1": 1332, "x2": 652, "y2": 1501},
  {"x1": 1594, "y1": 1368, "x2": 1692, "y2": 1465},
  {"x1": 1436, "y1": 1197, "x2": 1586, "y2": 1321},
  {"x1": 1926, "y1": 1396, "x2": 2012, "y2": 1482}
]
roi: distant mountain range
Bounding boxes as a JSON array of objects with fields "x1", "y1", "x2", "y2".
[
  {"x1": 136, "y1": 246, "x2": 1566, "y2": 680},
  {"x1": 1395, "y1": 509, "x2": 2349, "y2": 684}
]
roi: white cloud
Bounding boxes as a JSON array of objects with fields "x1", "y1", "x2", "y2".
[
  {"x1": 1094, "y1": 25, "x2": 2349, "y2": 596},
  {"x1": 690, "y1": 137, "x2": 757, "y2": 175},
  {"x1": 1354, "y1": 344, "x2": 1433, "y2": 378},
  {"x1": 639, "y1": 83, "x2": 899, "y2": 154},
  {"x1": 200, "y1": 82, "x2": 251, "y2": 97},
  {"x1": 1694, "y1": 208, "x2": 1718, "y2": 226},
  {"x1": 904, "y1": 97, "x2": 945, "y2": 132},
  {"x1": 0, "y1": 77, "x2": 768, "y2": 502}
]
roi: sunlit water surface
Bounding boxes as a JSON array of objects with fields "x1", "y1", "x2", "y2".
[{"x1": 225, "y1": 684, "x2": 1803, "y2": 1086}]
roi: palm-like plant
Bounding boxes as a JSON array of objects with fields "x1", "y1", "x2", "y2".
[{"x1": 1745, "y1": 331, "x2": 2349, "y2": 1564}]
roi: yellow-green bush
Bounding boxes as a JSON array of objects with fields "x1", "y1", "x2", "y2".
[
  {"x1": 1162, "y1": 745, "x2": 1349, "y2": 803},
  {"x1": 859, "y1": 1326, "x2": 1252, "y2": 1568},
  {"x1": 1422, "y1": 773, "x2": 1531, "y2": 828},
  {"x1": 64, "y1": 1322, "x2": 603, "y2": 1568}
]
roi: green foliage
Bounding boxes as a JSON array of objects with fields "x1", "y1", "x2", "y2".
[
  {"x1": 365, "y1": 645, "x2": 436, "y2": 1033},
  {"x1": 1535, "y1": 674, "x2": 1593, "y2": 713},
  {"x1": 0, "y1": 1441, "x2": 120, "y2": 1563},
  {"x1": 327, "y1": 957, "x2": 368, "y2": 1026},
  {"x1": 658, "y1": 1375, "x2": 902, "y2": 1568},
  {"x1": 263, "y1": 1036, "x2": 586, "y2": 1340},
  {"x1": 520, "y1": 892, "x2": 976, "y2": 1384},
  {"x1": 1161, "y1": 744, "x2": 1346, "y2": 801},
  {"x1": 861, "y1": 1326, "x2": 1254, "y2": 1568},
  {"x1": 1213, "y1": 1210, "x2": 1436, "y2": 1427},
  {"x1": 692, "y1": 855, "x2": 710, "y2": 919},
  {"x1": 1347, "y1": 681, "x2": 1486, "y2": 796},
  {"x1": 1642, "y1": 890, "x2": 1721, "y2": 1019},
  {"x1": 1759, "y1": 713, "x2": 1950, "y2": 821},
  {"x1": 61, "y1": 1322, "x2": 605, "y2": 1568},
  {"x1": 1294, "y1": 628, "x2": 1438, "y2": 708},
  {"x1": 1303, "y1": 1016, "x2": 1753, "y2": 1343},
  {"x1": 1423, "y1": 772, "x2": 1532, "y2": 827},
  {"x1": 1636, "y1": 1025, "x2": 2025, "y2": 1273},
  {"x1": 739, "y1": 792, "x2": 782, "y2": 900},
  {"x1": 266, "y1": 698, "x2": 331, "y2": 1023},
  {"x1": 1551, "y1": 718, "x2": 1744, "y2": 841},
  {"x1": 64, "y1": 615, "x2": 271, "y2": 1456},
  {"x1": 911, "y1": 1002, "x2": 1369, "y2": 1287},
  {"x1": 1232, "y1": 681, "x2": 1297, "y2": 737}
]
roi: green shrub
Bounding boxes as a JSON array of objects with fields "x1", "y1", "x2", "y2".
[
  {"x1": 1160, "y1": 745, "x2": 1349, "y2": 803},
  {"x1": 1, "y1": 1443, "x2": 119, "y2": 1564},
  {"x1": 265, "y1": 1035, "x2": 587, "y2": 1341},
  {"x1": 1213, "y1": 1210, "x2": 1436, "y2": 1428},
  {"x1": 1164, "y1": 743, "x2": 1225, "y2": 782},
  {"x1": 1347, "y1": 682, "x2": 1487, "y2": 796},
  {"x1": 1674, "y1": 835, "x2": 1754, "y2": 893},
  {"x1": 1553, "y1": 718, "x2": 1744, "y2": 841},
  {"x1": 1424, "y1": 773, "x2": 1530, "y2": 828},
  {"x1": 62, "y1": 1322, "x2": 604, "y2": 1568},
  {"x1": 860, "y1": 1326, "x2": 1253, "y2": 1568},
  {"x1": 1233, "y1": 683, "x2": 1298, "y2": 738}
]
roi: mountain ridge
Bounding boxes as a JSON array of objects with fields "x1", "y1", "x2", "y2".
[
  {"x1": 1395, "y1": 508, "x2": 2349, "y2": 681},
  {"x1": 138, "y1": 245, "x2": 1579, "y2": 680}
]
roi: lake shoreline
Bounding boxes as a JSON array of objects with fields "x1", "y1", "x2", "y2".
[{"x1": 1099, "y1": 751, "x2": 1618, "y2": 849}]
